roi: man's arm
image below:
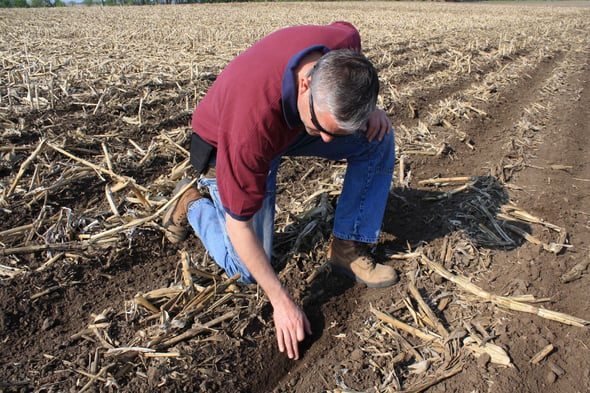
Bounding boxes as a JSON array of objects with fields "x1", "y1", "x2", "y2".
[{"x1": 225, "y1": 214, "x2": 312, "y2": 360}]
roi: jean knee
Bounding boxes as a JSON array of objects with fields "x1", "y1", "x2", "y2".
[{"x1": 375, "y1": 130, "x2": 396, "y2": 174}]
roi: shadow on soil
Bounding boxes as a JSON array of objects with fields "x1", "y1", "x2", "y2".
[{"x1": 383, "y1": 175, "x2": 530, "y2": 253}]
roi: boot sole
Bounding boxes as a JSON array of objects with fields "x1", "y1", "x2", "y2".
[{"x1": 329, "y1": 264, "x2": 399, "y2": 288}]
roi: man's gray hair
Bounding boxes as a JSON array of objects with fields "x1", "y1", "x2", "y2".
[{"x1": 308, "y1": 49, "x2": 380, "y2": 132}]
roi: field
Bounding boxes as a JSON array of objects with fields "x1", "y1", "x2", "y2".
[{"x1": 1, "y1": 1, "x2": 589, "y2": 392}]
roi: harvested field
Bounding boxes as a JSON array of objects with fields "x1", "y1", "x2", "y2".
[{"x1": 1, "y1": 2, "x2": 589, "y2": 392}]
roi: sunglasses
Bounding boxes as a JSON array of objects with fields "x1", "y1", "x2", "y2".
[{"x1": 308, "y1": 90, "x2": 348, "y2": 138}]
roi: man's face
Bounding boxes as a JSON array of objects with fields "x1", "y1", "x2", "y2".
[{"x1": 303, "y1": 87, "x2": 351, "y2": 143}]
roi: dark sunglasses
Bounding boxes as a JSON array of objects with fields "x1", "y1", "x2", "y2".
[{"x1": 308, "y1": 90, "x2": 348, "y2": 138}]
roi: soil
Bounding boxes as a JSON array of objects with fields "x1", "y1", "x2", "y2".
[{"x1": 1, "y1": 3, "x2": 589, "y2": 393}]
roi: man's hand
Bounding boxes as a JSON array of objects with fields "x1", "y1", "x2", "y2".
[
  {"x1": 273, "y1": 292, "x2": 312, "y2": 360},
  {"x1": 365, "y1": 108, "x2": 392, "y2": 142},
  {"x1": 225, "y1": 215, "x2": 312, "y2": 360}
]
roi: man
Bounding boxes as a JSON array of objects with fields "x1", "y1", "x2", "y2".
[{"x1": 162, "y1": 22, "x2": 397, "y2": 360}]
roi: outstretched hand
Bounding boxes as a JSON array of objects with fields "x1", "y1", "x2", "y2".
[
  {"x1": 273, "y1": 296, "x2": 312, "y2": 360},
  {"x1": 224, "y1": 212, "x2": 312, "y2": 360}
]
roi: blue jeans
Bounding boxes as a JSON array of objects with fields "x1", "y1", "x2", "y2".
[{"x1": 187, "y1": 130, "x2": 395, "y2": 284}]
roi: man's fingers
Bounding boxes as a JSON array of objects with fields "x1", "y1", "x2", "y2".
[
  {"x1": 367, "y1": 122, "x2": 386, "y2": 142},
  {"x1": 293, "y1": 328, "x2": 302, "y2": 360},
  {"x1": 279, "y1": 329, "x2": 297, "y2": 359},
  {"x1": 377, "y1": 116, "x2": 388, "y2": 141},
  {"x1": 381, "y1": 123, "x2": 389, "y2": 140},
  {"x1": 282, "y1": 324, "x2": 305, "y2": 360},
  {"x1": 285, "y1": 329, "x2": 297, "y2": 359},
  {"x1": 273, "y1": 304, "x2": 311, "y2": 360},
  {"x1": 296, "y1": 323, "x2": 306, "y2": 342},
  {"x1": 276, "y1": 329, "x2": 285, "y2": 354},
  {"x1": 365, "y1": 108, "x2": 391, "y2": 142}
]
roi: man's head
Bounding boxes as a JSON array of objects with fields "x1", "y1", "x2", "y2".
[{"x1": 305, "y1": 49, "x2": 379, "y2": 137}]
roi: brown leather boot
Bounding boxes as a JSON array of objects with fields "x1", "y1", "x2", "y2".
[
  {"x1": 327, "y1": 237, "x2": 398, "y2": 288},
  {"x1": 162, "y1": 179, "x2": 201, "y2": 244}
]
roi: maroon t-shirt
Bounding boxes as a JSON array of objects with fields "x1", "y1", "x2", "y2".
[{"x1": 191, "y1": 22, "x2": 361, "y2": 220}]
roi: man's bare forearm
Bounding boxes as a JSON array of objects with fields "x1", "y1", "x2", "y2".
[
  {"x1": 225, "y1": 214, "x2": 288, "y2": 303},
  {"x1": 225, "y1": 213, "x2": 311, "y2": 359}
]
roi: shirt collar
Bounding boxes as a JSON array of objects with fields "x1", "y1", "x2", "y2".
[{"x1": 282, "y1": 45, "x2": 330, "y2": 129}]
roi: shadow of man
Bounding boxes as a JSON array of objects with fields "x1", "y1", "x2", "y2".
[{"x1": 382, "y1": 175, "x2": 530, "y2": 254}]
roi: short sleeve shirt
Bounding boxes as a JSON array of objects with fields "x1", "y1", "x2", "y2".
[{"x1": 191, "y1": 22, "x2": 361, "y2": 220}]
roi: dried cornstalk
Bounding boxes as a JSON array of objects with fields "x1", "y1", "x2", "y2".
[
  {"x1": 24, "y1": 169, "x2": 95, "y2": 205},
  {"x1": 104, "y1": 184, "x2": 120, "y2": 217},
  {"x1": 0, "y1": 264, "x2": 25, "y2": 279},
  {"x1": 144, "y1": 287, "x2": 185, "y2": 300},
  {"x1": 463, "y1": 337, "x2": 512, "y2": 367},
  {"x1": 188, "y1": 266, "x2": 218, "y2": 280},
  {"x1": 371, "y1": 306, "x2": 510, "y2": 366},
  {"x1": 371, "y1": 307, "x2": 443, "y2": 348},
  {"x1": 419, "y1": 254, "x2": 590, "y2": 327},
  {"x1": 134, "y1": 295, "x2": 159, "y2": 313},
  {"x1": 142, "y1": 351, "x2": 182, "y2": 358},
  {"x1": 388, "y1": 252, "x2": 422, "y2": 260},
  {"x1": 179, "y1": 273, "x2": 241, "y2": 318},
  {"x1": 403, "y1": 149, "x2": 440, "y2": 156},
  {"x1": 382, "y1": 325, "x2": 424, "y2": 361},
  {"x1": 1, "y1": 241, "x2": 86, "y2": 257},
  {"x1": 401, "y1": 362, "x2": 464, "y2": 393},
  {"x1": 204, "y1": 292, "x2": 235, "y2": 315},
  {"x1": 30, "y1": 281, "x2": 84, "y2": 300},
  {"x1": 408, "y1": 279, "x2": 449, "y2": 338},
  {"x1": 78, "y1": 363, "x2": 116, "y2": 393},
  {"x1": 48, "y1": 143, "x2": 146, "y2": 190},
  {"x1": 47, "y1": 142, "x2": 151, "y2": 209},
  {"x1": 180, "y1": 251, "x2": 193, "y2": 287},
  {"x1": 404, "y1": 296, "x2": 422, "y2": 327},
  {"x1": 169, "y1": 158, "x2": 191, "y2": 181},
  {"x1": 36, "y1": 252, "x2": 65, "y2": 272},
  {"x1": 418, "y1": 176, "x2": 473, "y2": 186},
  {"x1": 500, "y1": 205, "x2": 563, "y2": 232},
  {"x1": 7, "y1": 138, "x2": 46, "y2": 196},
  {"x1": 474, "y1": 203, "x2": 515, "y2": 245},
  {"x1": 399, "y1": 154, "x2": 406, "y2": 187},
  {"x1": 160, "y1": 310, "x2": 237, "y2": 348},
  {"x1": 423, "y1": 181, "x2": 476, "y2": 201},
  {"x1": 89, "y1": 178, "x2": 197, "y2": 241},
  {"x1": 504, "y1": 224, "x2": 566, "y2": 254},
  {"x1": 161, "y1": 133, "x2": 190, "y2": 157},
  {"x1": 530, "y1": 344, "x2": 555, "y2": 364},
  {"x1": 106, "y1": 346, "x2": 155, "y2": 355},
  {"x1": 0, "y1": 146, "x2": 32, "y2": 153},
  {"x1": 101, "y1": 142, "x2": 113, "y2": 172},
  {"x1": 0, "y1": 223, "x2": 34, "y2": 240},
  {"x1": 560, "y1": 259, "x2": 589, "y2": 283}
]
